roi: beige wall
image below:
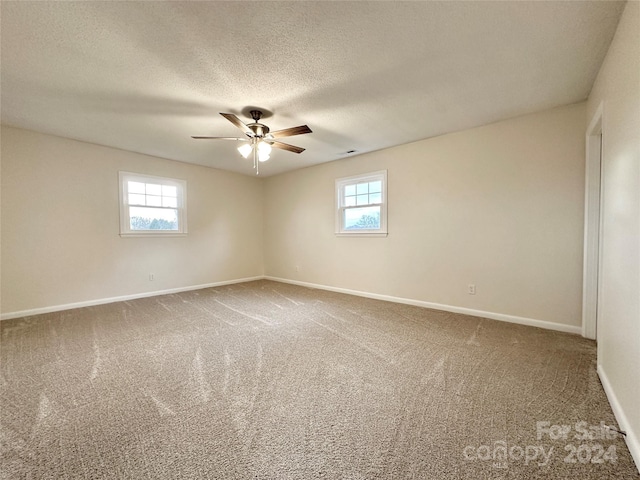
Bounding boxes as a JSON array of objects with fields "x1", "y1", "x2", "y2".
[
  {"x1": 1, "y1": 104, "x2": 589, "y2": 330},
  {"x1": 587, "y1": 0, "x2": 640, "y2": 466},
  {"x1": 1, "y1": 126, "x2": 264, "y2": 314},
  {"x1": 264, "y1": 103, "x2": 586, "y2": 328}
]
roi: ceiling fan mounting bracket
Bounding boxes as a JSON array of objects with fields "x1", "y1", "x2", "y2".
[{"x1": 249, "y1": 110, "x2": 263, "y2": 122}]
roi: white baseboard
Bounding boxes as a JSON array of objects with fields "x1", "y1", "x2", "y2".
[
  {"x1": 0, "y1": 276, "x2": 265, "y2": 321},
  {"x1": 2, "y1": 275, "x2": 582, "y2": 336},
  {"x1": 597, "y1": 365, "x2": 640, "y2": 473},
  {"x1": 265, "y1": 276, "x2": 582, "y2": 335}
]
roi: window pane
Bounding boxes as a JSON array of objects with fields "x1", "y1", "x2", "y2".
[
  {"x1": 335, "y1": 171, "x2": 386, "y2": 236},
  {"x1": 128, "y1": 181, "x2": 146, "y2": 194},
  {"x1": 146, "y1": 195, "x2": 162, "y2": 207},
  {"x1": 121, "y1": 172, "x2": 187, "y2": 235},
  {"x1": 343, "y1": 206, "x2": 381, "y2": 230},
  {"x1": 162, "y1": 197, "x2": 177, "y2": 208},
  {"x1": 369, "y1": 181, "x2": 382, "y2": 193},
  {"x1": 146, "y1": 183, "x2": 162, "y2": 195},
  {"x1": 356, "y1": 194, "x2": 369, "y2": 206},
  {"x1": 129, "y1": 206, "x2": 178, "y2": 231},
  {"x1": 162, "y1": 185, "x2": 177, "y2": 197},
  {"x1": 128, "y1": 193, "x2": 146, "y2": 206}
]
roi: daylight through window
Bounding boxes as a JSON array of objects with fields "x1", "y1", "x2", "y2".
[
  {"x1": 119, "y1": 172, "x2": 187, "y2": 236},
  {"x1": 335, "y1": 170, "x2": 387, "y2": 236}
]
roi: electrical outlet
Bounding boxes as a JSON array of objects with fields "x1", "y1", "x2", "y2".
[
  {"x1": 468, "y1": 284, "x2": 476, "y2": 295},
  {"x1": 295, "y1": 265, "x2": 300, "y2": 272},
  {"x1": 149, "y1": 273, "x2": 154, "y2": 281}
]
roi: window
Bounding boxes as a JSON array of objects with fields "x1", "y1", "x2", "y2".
[
  {"x1": 119, "y1": 172, "x2": 187, "y2": 236},
  {"x1": 335, "y1": 170, "x2": 387, "y2": 236}
]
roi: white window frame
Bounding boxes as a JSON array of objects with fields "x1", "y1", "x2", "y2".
[
  {"x1": 119, "y1": 171, "x2": 187, "y2": 237},
  {"x1": 335, "y1": 170, "x2": 388, "y2": 237}
]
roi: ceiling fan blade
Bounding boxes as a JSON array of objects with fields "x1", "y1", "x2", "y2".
[
  {"x1": 220, "y1": 113, "x2": 253, "y2": 136},
  {"x1": 269, "y1": 125, "x2": 312, "y2": 139},
  {"x1": 270, "y1": 141, "x2": 305, "y2": 154},
  {"x1": 191, "y1": 136, "x2": 246, "y2": 140}
]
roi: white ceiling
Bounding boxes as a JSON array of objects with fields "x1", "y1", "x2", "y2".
[{"x1": 0, "y1": 1, "x2": 625, "y2": 177}]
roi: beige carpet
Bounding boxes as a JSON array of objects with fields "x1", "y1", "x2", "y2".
[{"x1": 1, "y1": 280, "x2": 637, "y2": 479}]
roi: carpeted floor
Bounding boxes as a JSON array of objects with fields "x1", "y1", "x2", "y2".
[{"x1": 1, "y1": 280, "x2": 637, "y2": 479}]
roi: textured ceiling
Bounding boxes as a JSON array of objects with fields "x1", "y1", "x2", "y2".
[{"x1": 0, "y1": 1, "x2": 625, "y2": 177}]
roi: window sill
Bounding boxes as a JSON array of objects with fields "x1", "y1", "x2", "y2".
[
  {"x1": 120, "y1": 233, "x2": 187, "y2": 238},
  {"x1": 335, "y1": 232, "x2": 388, "y2": 237}
]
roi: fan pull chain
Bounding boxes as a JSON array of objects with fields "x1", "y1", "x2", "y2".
[{"x1": 253, "y1": 140, "x2": 259, "y2": 175}]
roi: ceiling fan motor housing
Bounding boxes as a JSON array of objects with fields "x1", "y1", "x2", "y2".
[
  {"x1": 248, "y1": 123, "x2": 269, "y2": 138},
  {"x1": 248, "y1": 110, "x2": 269, "y2": 137}
]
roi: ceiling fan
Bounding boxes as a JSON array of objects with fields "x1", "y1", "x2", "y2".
[{"x1": 192, "y1": 110, "x2": 312, "y2": 174}]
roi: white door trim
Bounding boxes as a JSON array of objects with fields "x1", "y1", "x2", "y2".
[{"x1": 582, "y1": 102, "x2": 604, "y2": 341}]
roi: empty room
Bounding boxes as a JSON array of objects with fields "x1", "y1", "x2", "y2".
[{"x1": 1, "y1": 1, "x2": 638, "y2": 478}]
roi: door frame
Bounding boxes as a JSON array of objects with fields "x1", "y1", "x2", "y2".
[{"x1": 582, "y1": 102, "x2": 604, "y2": 342}]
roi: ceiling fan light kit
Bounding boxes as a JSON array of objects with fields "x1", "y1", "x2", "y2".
[
  {"x1": 237, "y1": 142, "x2": 253, "y2": 159},
  {"x1": 192, "y1": 109, "x2": 312, "y2": 175},
  {"x1": 256, "y1": 140, "x2": 272, "y2": 161}
]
